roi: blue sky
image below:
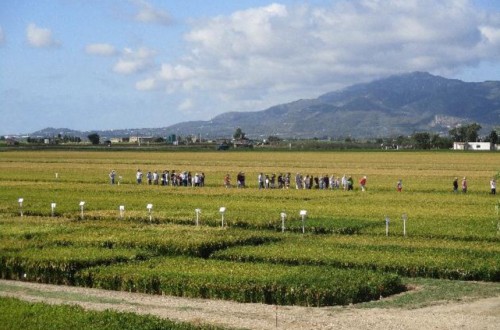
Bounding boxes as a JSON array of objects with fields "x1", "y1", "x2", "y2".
[{"x1": 1, "y1": 0, "x2": 500, "y2": 135}]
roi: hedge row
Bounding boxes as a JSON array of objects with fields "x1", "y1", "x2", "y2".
[
  {"x1": 0, "y1": 217, "x2": 280, "y2": 258},
  {"x1": 76, "y1": 256, "x2": 405, "y2": 307},
  {"x1": 0, "y1": 297, "x2": 225, "y2": 330},
  {"x1": 0, "y1": 247, "x2": 151, "y2": 284},
  {"x1": 211, "y1": 236, "x2": 500, "y2": 281}
]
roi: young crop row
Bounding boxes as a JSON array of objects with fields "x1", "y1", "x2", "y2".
[
  {"x1": 212, "y1": 235, "x2": 500, "y2": 281},
  {"x1": 0, "y1": 297, "x2": 225, "y2": 330},
  {"x1": 0, "y1": 217, "x2": 279, "y2": 258},
  {"x1": 2, "y1": 181, "x2": 499, "y2": 240},
  {"x1": 76, "y1": 256, "x2": 405, "y2": 307},
  {"x1": 0, "y1": 246, "x2": 152, "y2": 284},
  {"x1": 0, "y1": 216, "x2": 405, "y2": 306}
]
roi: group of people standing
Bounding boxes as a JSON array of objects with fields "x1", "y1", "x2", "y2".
[
  {"x1": 225, "y1": 172, "x2": 370, "y2": 191},
  {"x1": 109, "y1": 169, "x2": 206, "y2": 187},
  {"x1": 109, "y1": 169, "x2": 496, "y2": 194},
  {"x1": 452, "y1": 177, "x2": 468, "y2": 193},
  {"x1": 452, "y1": 176, "x2": 496, "y2": 194}
]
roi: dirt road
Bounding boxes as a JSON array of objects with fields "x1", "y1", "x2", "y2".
[{"x1": 1, "y1": 279, "x2": 499, "y2": 329}]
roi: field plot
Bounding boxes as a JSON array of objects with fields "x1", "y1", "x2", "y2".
[{"x1": 0, "y1": 150, "x2": 499, "y2": 311}]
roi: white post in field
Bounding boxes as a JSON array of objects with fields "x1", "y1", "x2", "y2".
[
  {"x1": 51, "y1": 203, "x2": 56, "y2": 217},
  {"x1": 18, "y1": 198, "x2": 24, "y2": 217},
  {"x1": 219, "y1": 207, "x2": 226, "y2": 228},
  {"x1": 195, "y1": 208, "x2": 201, "y2": 226},
  {"x1": 402, "y1": 214, "x2": 407, "y2": 237},
  {"x1": 79, "y1": 201, "x2": 85, "y2": 220},
  {"x1": 300, "y1": 210, "x2": 307, "y2": 234},
  {"x1": 280, "y1": 212, "x2": 287, "y2": 233},
  {"x1": 147, "y1": 204, "x2": 153, "y2": 222}
]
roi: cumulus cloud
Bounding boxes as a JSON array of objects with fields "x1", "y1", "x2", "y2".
[
  {"x1": 132, "y1": 0, "x2": 171, "y2": 25},
  {"x1": 26, "y1": 23, "x2": 59, "y2": 48},
  {"x1": 85, "y1": 43, "x2": 117, "y2": 56},
  {"x1": 137, "y1": 0, "x2": 500, "y2": 116},
  {"x1": 178, "y1": 98, "x2": 195, "y2": 112},
  {"x1": 113, "y1": 47, "x2": 156, "y2": 75},
  {"x1": 135, "y1": 77, "x2": 156, "y2": 90}
]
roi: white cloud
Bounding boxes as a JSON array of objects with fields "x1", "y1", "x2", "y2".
[
  {"x1": 113, "y1": 47, "x2": 156, "y2": 75},
  {"x1": 26, "y1": 23, "x2": 59, "y2": 48},
  {"x1": 178, "y1": 98, "x2": 194, "y2": 113},
  {"x1": 137, "y1": 0, "x2": 500, "y2": 118},
  {"x1": 85, "y1": 43, "x2": 117, "y2": 56},
  {"x1": 132, "y1": 0, "x2": 171, "y2": 25},
  {"x1": 135, "y1": 77, "x2": 156, "y2": 90}
]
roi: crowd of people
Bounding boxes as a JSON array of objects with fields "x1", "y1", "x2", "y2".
[
  {"x1": 109, "y1": 169, "x2": 206, "y2": 187},
  {"x1": 109, "y1": 169, "x2": 496, "y2": 195},
  {"x1": 223, "y1": 172, "x2": 372, "y2": 191}
]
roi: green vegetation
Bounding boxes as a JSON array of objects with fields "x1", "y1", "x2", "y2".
[
  {"x1": 0, "y1": 297, "x2": 225, "y2": 330},
  {"x1": 212, "y1": 236, "x2": 500, "y2": 281},
  {"x1": 77, "y1": 256, "x2": 403, "y2": 307},
  {"x1": 0, "y1": 150, "x2": 499, "y2": 316}
]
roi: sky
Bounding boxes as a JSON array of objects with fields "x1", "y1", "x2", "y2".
[{"x1": 1, "y1": 0, "x2": 500, "y2": 135}]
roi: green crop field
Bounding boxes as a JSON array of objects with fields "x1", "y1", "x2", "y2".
[{"x1": 0, "y1": 150, "x2": 499, "y2": 310}]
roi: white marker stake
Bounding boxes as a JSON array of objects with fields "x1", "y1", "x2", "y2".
[
  {"x1": 496, "y1": 205, "x2": 499, "y2": 233},
  {"x1": 51, "y1": 203, "x2": 56, "y2": 217},
  {"x1": 280, "y1": 212, "x2": 287, "y2": 233},
  {"x1": 402, "y1": 214, "x2": 407, "y2": 237},
  {"x1": 300, "y1": 210, "x2": 307, "y2": 234},
  {"x1": 385, "y1": 216, "x2": 390, "y2": 236},
  {"x1": 79, "y1": 201, "x2": 85, "y2": 220},
  {"x1": 55, "y1": 173, "x2": 59, "y2": 179},
  {"x1": 119, "y1": 205, "x2": 125, "y2": 219},
  {"x1": 147, "y1": 204, "x2": 153, "y2": 222},
  {"x1": 18, "y1": 198, "x2": 24, "y2": 217},
  {"x1": 219, "y1": 207, "x2": 226, "y2": 228},
  {"x1": 195, "y1": 208, "x2": 201, "y2": 226}
]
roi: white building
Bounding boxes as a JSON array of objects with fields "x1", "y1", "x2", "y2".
[{"x1": 453, "y1": 142, "x2": 498, "y2": 151}]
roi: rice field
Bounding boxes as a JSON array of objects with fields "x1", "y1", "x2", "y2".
[{"x1": 0, "y1": 150, "x2": 499, "y2": 306}]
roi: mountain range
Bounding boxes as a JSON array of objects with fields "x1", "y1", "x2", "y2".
[{"x1": 31, "y1": 72, "x2": 500, "y2": 139}]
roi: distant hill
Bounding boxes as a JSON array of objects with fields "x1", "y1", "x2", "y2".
[{"x1": 31, "y1": 72, "x2": 500, "y2": 139}]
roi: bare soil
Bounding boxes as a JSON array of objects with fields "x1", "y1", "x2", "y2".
[{"x1": 1, "y1": 279, "x2": 499, "y2": 329}]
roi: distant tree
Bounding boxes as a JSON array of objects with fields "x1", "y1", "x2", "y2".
[
  {"x1": 154, "y1": 137, "x2": 165, "y2": 143},
  {"x1": 412, "y1": 132, "x2": 431, "y2": 149},
  {"x1": 267, "y1": 136, "x2": 282, "y2": 144},
  {"x1": 87, "y1": 133, "x2": 100, "y2": 145},
  {"x1": 233, "y1": 127, "x2": 245, "y2": 140},
  {"x1": 488, "y1": 130, "x2": 498, "y2": 145},
  {"x1": 430, "y1": 134, "x2": 453, "y2": 149},
  {"x1": 1, "y1": 136, "x2": 6, "y2": 141},
  {"x1": 449, "y1": 123, "x2": 482, "y2": 142},
  {"x1": 465, "y1": 123, "x2": 481, "y2": 142}
]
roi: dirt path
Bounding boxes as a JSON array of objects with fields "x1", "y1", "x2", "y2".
[{"x1": 1, "y1": 279, "x2": 499, "y2": 329}]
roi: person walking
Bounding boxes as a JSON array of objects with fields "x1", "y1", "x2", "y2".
[
  {"x1": 136, "y1": 169, "x2": 143, "y2": 184},
  {"x1": 359, "y1": 176, "x2": 367, "y2": 192},
  {"x1": 462, "y1": 177, "x2": 467, "y2": 193},
  {"x1": 396, "y1": 179, "x2": 403, "y2": 192},
  {"x1": 258, "y1": 173, "x2": 264, "y2": 189},
  {"x1": 490, "y1": 178, "x2": 496, "y2": 195},
  {"x1": 347, "y1": 176, "x2": 354, "y2": 191},
  {"x1": 453, "y1": 177, "x2": 458, "y2": 193},
  {"x1": 109, "y1": 170, "x2": 116, "y2": 185},
  {"x1": 224, "y1": 174, "x2": 231, "y2": 188}
]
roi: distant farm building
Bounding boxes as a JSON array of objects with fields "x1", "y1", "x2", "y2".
[
  {"x1": 129, "y1": 136, "x2": 154, "y2": 145},
  {"x1": 453, "y1": 142, "x2": 498, "y2": 151}
]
